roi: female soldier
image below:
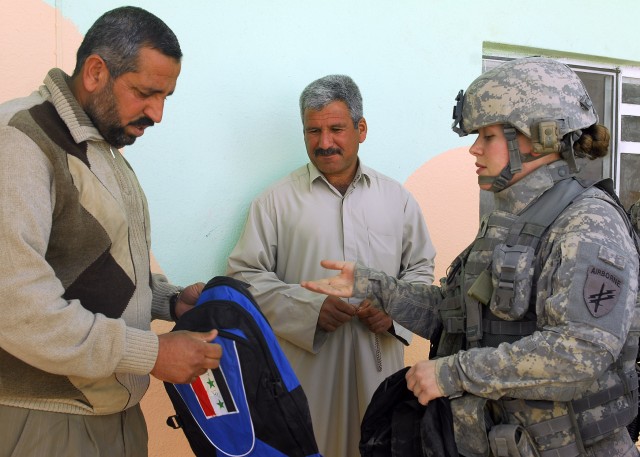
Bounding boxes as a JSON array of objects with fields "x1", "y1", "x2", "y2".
[{"x1": 301, "y1": 57, "x2": 640, "y2": 456}]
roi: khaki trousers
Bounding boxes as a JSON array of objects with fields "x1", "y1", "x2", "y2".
[{"x1": 0, "y1": 404, "x2": 148, "y2": 457}]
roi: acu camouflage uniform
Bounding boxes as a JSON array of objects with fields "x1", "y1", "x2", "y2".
[
  {"x1": 353, "y1": 161, "x2": 640, "y2": 456},
  {"x1": 353, "y1": 58, "x2": 640, "y2": 457}
]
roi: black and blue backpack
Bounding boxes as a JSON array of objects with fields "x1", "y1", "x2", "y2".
[{"x1": 164, "y1": 276, "x2": 321, "y2": 457}]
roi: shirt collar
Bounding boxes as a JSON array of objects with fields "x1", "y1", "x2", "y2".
[{"x1": 307, "y1": 160, "x2": 371, "y2": 192}]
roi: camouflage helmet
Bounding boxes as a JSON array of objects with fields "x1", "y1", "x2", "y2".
[{"x1": 452, "y1": 57, "x2": 598, "y2": 150}]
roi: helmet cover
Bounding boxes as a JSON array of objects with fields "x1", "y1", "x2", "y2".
[{"x1": 452, "y1": 57, "x2": 598, "y2": 139}]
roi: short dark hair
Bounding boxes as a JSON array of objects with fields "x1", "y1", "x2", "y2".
[
  {"x1": 299, "y1": 75, "x2": 363, "y2": 127},
  {"x1": 72, "y1": 6, "x2": 182, "y2": 79}
]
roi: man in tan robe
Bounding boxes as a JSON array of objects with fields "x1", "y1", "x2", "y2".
[{"x1": 227, "y1": 74, "x2": 435, "y2": 456}]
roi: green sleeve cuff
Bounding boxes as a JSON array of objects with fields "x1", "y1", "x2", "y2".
[{"x1": 353, "y1": 262, "x2": 372, "y2": 298}]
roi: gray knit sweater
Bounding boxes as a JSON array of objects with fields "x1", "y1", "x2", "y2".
[{"x1": 0, "y1": 69, "x2": 179, "y2": 415}]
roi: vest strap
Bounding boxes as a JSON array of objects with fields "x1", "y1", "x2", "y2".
[
  {"x1": 444, "y1": 317, "x2": 465, "y2": 334},
  {"x1": 571, "y1": 373, "x2": 632, "y2": 413},
  {"x1": 538, "y1": 442, "x2": 581, "y2": 457},
  {"x1": 578, "y1": 400, "x2": 637, "y2": 442},
  {"x1": 482, "y1": 319, "x2": 537, "y2": 336},
  {"x1": 493, "y1": 246, "x2": 529, "y2": 311},
  {"x1": 506, "y1": 178, "x2": 587, "y2": 249}
]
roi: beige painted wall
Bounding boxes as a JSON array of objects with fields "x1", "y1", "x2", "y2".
[
  {"x1": 0, "y1": 0, "x2": 80, "y2": 101},
  {"x1": 403, "y1": 146, "x2": 478, "y2": 365}
]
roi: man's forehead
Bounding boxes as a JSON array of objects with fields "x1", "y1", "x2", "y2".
[
  {"x1": 303, "y1": 106, "x2": 351, "y2": 125},
  {"x1": 118, "y1": 55, "x2": 180, "y2": 95}
]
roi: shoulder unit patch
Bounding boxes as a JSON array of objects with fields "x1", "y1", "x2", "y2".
[{"x1": 583, "y1": 266, "x2": 622, "y2": 318}]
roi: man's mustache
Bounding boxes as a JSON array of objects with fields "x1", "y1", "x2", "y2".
[
  {"x1": 314, "y1": 148, "x2": 341, "y2": 157},
  {"x1": 128, "y1": 117, "x2": 155, "y2": 128}
]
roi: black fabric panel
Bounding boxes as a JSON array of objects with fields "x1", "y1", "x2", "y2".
[
  {"x1": 29, "y1": 101, "x2": 90, "y2": 167},
  {"x1": 64, "y1": 249, "x2": 135, "y2": 318}
]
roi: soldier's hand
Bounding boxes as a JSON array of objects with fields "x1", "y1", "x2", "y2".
[
  {"x1": 151, "y1": 329, "x2": 222, "y2": 384},
  {"x1": 406, "y1": 359, "x2": 444, "y2": 405},
  {"x1": 318, "y1": 296, "x2": 357, "y2": 332}
]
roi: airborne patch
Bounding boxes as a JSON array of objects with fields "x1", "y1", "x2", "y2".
[{"x1": 583, "y1": 265, "x2": 622, "y2": 317}]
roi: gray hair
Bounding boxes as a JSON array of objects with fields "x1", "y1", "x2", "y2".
[
  {"x1": 299, "y1": 75, "x2": 363, "y2": 127},
  {"x1": 72, "y1": 6, "x2": 182, "y2": 79}
]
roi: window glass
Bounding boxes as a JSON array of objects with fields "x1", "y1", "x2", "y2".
[
  {"x1": 574, "y1": 70, "x2": 615, "y2": 183},
  {"x1": 622, "y1": 115, "x2": 640, "y2": 142},
  {"x1": 620, "y1": 153, "x2": 640, "y2": 209},
  {"x1": 622, "y1": 77, "x2": 640, "y2": 104}
]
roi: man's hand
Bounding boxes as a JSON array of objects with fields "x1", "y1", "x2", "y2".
[
  {"x1": 151, "y1": 329, "x2": 222, "y2": 384},
  {"x1": 405, "y1": 359, "x2": 444, "y2": 405},
  {"x1": 357, "y1": 299, "x2": 393, "y2": 334},
  {"x1": 318, "y1": 296, "x2": 357, "y2": 332},
  {"x1": 174, "y1": 282, "x2": 205, "y2": 319}
]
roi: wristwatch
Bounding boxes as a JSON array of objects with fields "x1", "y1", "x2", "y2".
[{"x1": 169, "y1": 288, "x2": 184, "y2": 321}]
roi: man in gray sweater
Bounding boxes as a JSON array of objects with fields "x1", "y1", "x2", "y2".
[{"x1": 0, "y1": 6, "x2": 221, "y2": 456}]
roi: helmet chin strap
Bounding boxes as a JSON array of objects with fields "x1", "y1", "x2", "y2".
[
  {"x1": 479, "y1": 126, "x2": 524, "y2": 193},
  {"x1": 479, "y1": 125, "x2": 580, "y2": 192},
  {"x1": 561, "y1": 131, "x2": 582, "y2": 173}
]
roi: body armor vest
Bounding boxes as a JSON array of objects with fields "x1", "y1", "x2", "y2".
[{"x1": 434, "y1": 171, "x2": 640, "y2": 457}]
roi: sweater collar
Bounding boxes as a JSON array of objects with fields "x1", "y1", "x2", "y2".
[{"x1": 40, "y1": 68, "x2": 105, "y2": 145}]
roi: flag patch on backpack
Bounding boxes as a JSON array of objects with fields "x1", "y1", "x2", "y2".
[
  {"x1": 190, "y1": 367, "x2": 238, "y2": 418},
  {"x1": 164, "y1": 276, "x2": 321, "y2": 457}
]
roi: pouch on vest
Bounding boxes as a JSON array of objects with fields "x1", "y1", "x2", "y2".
[
  {"x1": 450, "y1": 395, "x2": 492, "y2": 457},
  {"x1": 467, "y1": 269, "x2": 493, "y2": 305},
  {"x1": 488, "y1": 424, "x2": 539, "y2": 457},
  {"x1": 490, "y1": 244, "x2": 535, "y2": 321}
]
